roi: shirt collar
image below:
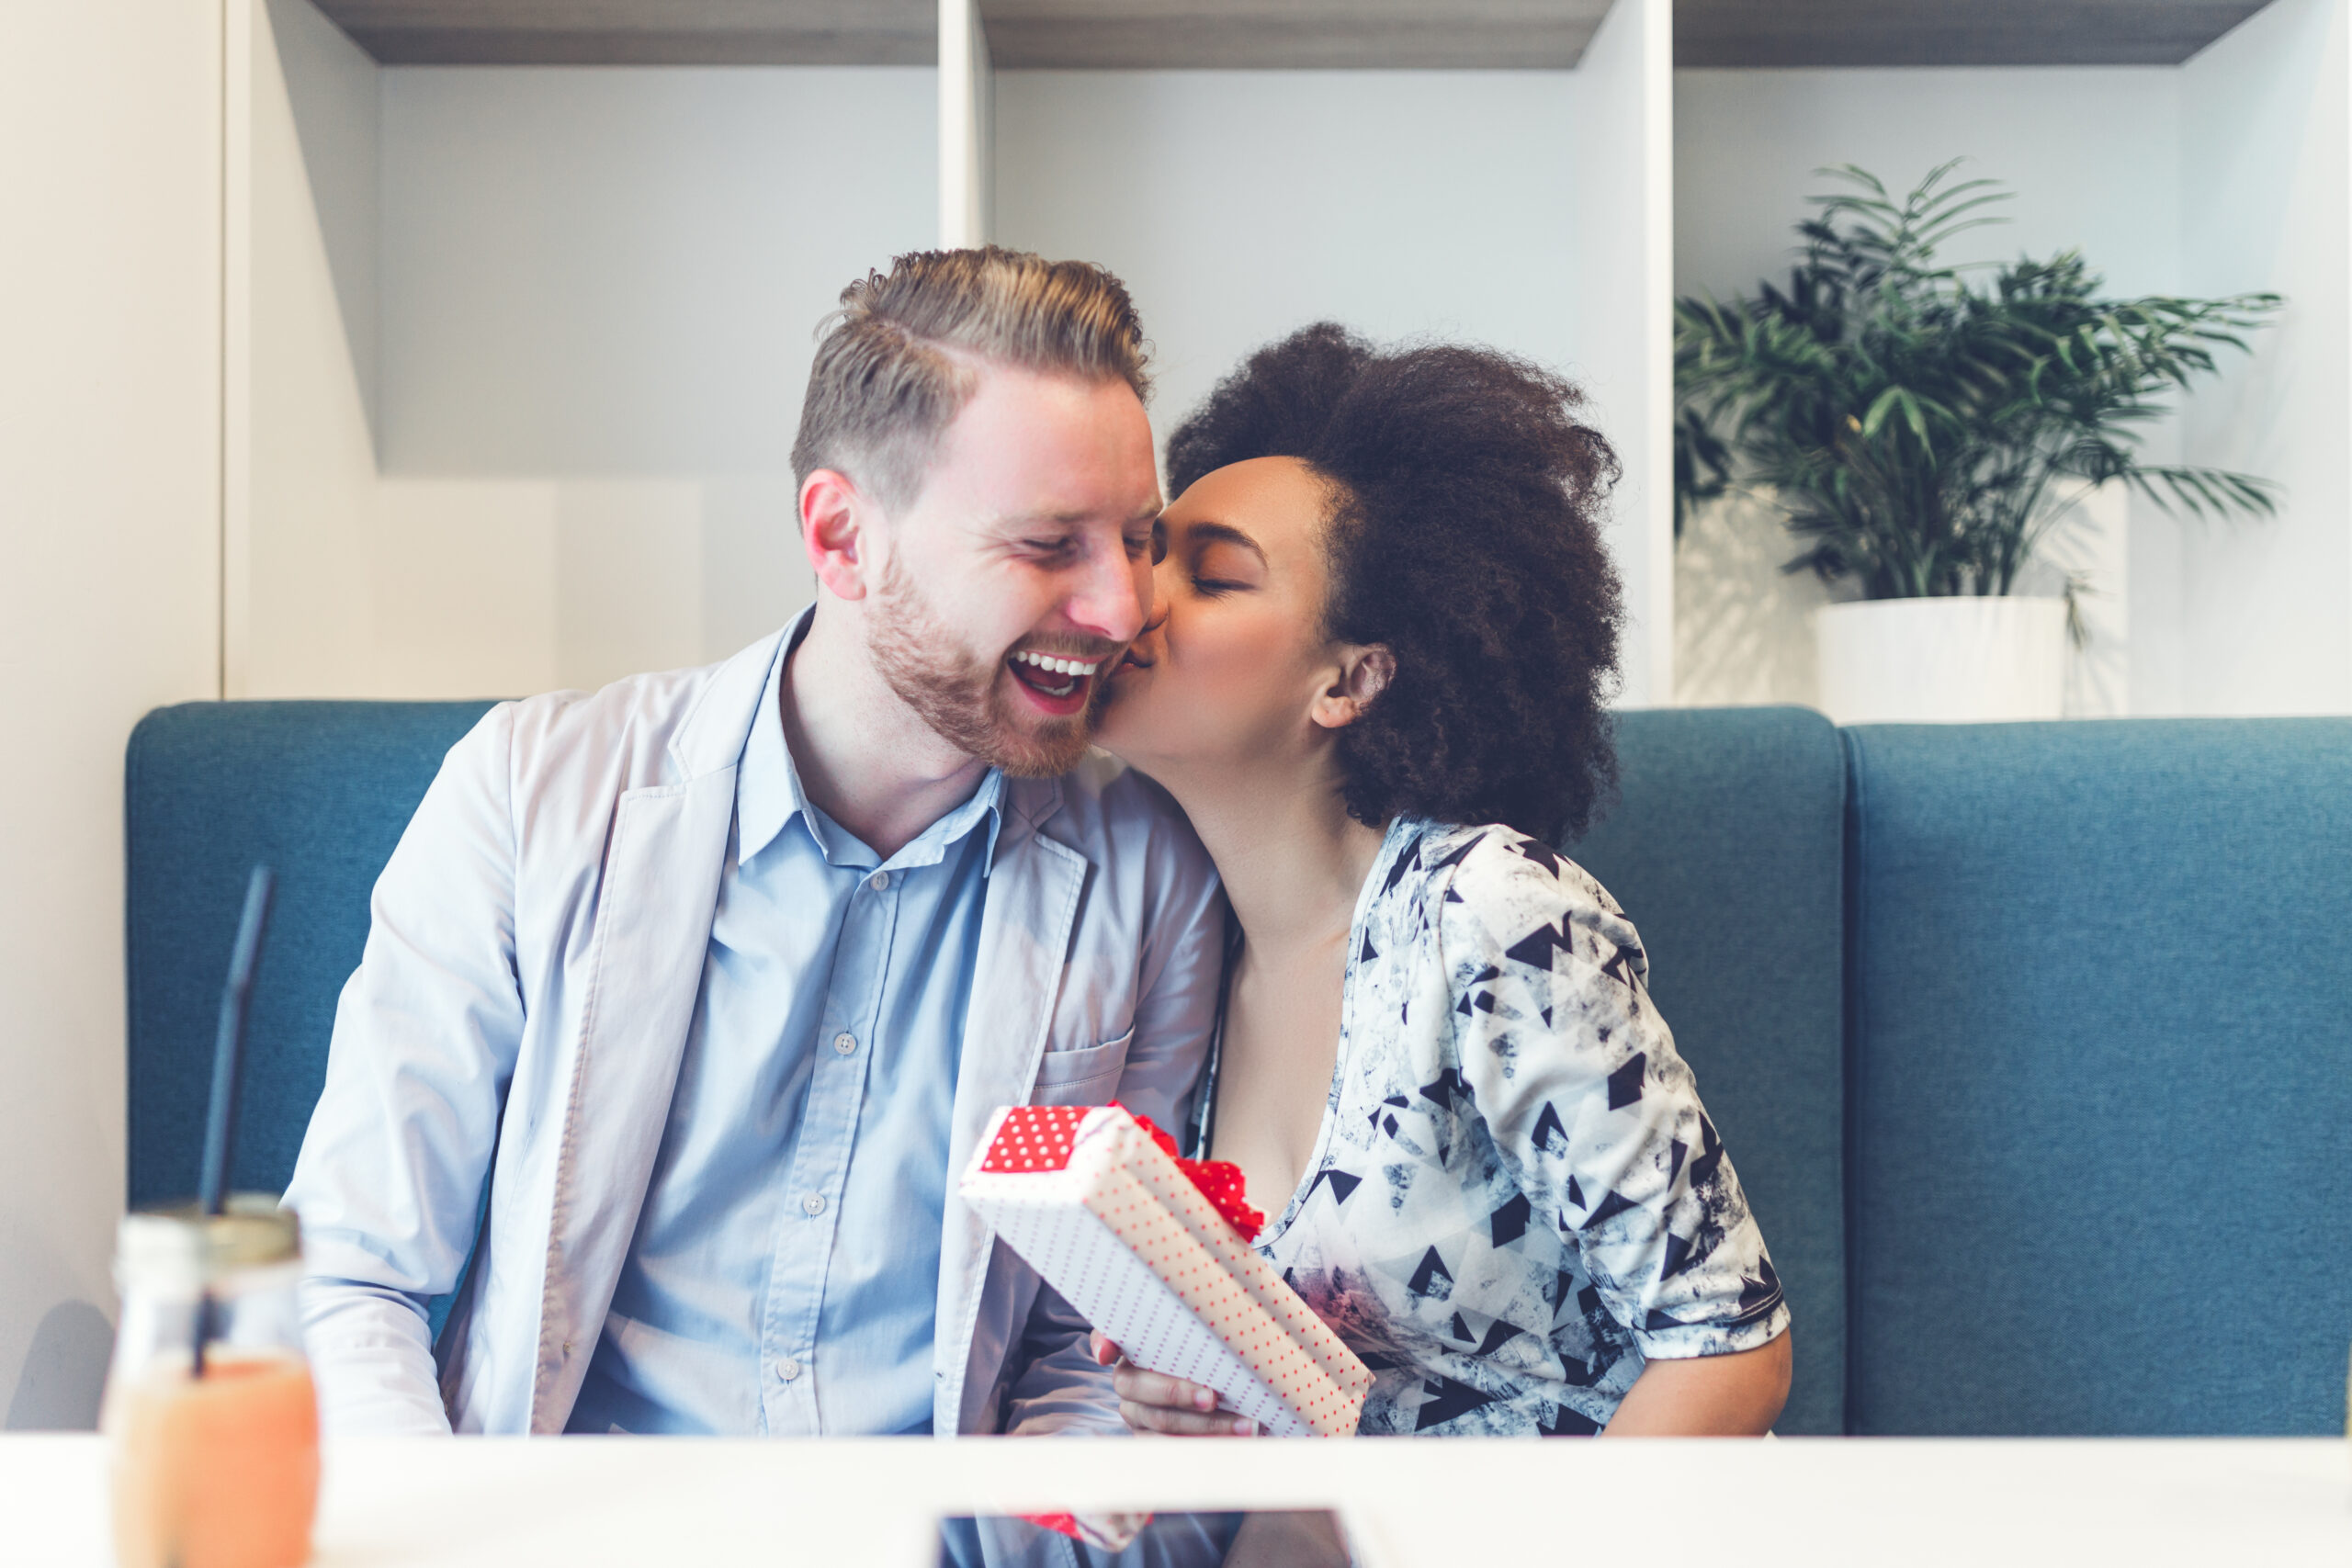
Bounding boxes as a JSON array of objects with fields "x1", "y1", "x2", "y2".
[{"x1": 736, "y1": 616, "x2": 1006, "y2": 874}]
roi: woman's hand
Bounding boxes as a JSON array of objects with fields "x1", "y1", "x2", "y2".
[{"x1": 1088, "y1": 1332, "x2": 1259, "y2": 1436}]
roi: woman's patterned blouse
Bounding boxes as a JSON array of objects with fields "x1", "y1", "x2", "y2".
[{"x1": 1250, "y1": 817, "x2": 1789, "y2": 1436}]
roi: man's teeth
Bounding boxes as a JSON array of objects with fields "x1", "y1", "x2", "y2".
[{"x1": 1011, "y1": 650, "x2": 1101, "y2": 678}]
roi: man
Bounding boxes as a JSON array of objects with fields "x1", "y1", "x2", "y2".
[{"x1": 284, "y1": 249, "x2": 1225, "y2": 1437}]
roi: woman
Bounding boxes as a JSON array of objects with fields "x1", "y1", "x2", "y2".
[{"x1": 1088, "y1": 324, "x2": 1791, "y2": 1438}]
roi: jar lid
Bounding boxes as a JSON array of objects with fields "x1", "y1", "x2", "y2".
[{"x1": 118, "y1": 1195, "x2": 301, "y2": 1285}]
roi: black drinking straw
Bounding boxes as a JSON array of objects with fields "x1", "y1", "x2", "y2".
[{"x1": 192, "y1": 866, "x2": 275, "y2": 1377}]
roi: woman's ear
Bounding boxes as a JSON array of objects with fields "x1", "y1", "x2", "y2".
[{"x1": 1309, "y1": 645, "x2": 1396, "y2": 732}]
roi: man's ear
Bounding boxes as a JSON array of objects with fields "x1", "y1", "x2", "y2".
[
  {"x1": 801, "y1": 468, "x2": 879, "y2": 602},
  {"x1": 1309, "y1": 645, "x2": 1396, "y2": 732}
]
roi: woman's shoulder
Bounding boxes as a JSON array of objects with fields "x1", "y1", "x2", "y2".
[{"x1": 1383, "y1": 819, "x2": 1645, "y2": 984}]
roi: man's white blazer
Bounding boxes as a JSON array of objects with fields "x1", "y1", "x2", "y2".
[{"x1": 284, "y1": 623, "x2": 1227, "y2": 1436}]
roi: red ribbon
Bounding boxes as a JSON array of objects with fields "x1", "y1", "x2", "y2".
[{"x1": 1120, "y1": 1106, "x2": 1266, "y2": 1243}]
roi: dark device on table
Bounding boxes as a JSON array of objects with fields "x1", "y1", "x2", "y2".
[{"x1": 937, "y1": 1509, "x2": 1360, "y2": 1567}]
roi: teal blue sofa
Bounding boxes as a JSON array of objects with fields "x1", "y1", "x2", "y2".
[{"x1": 123, "y1": 704, "x2": 2352, "y2": 1437}]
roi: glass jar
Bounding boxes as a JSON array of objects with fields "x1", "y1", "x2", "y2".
[{"x1": 101, "y1": 1196, "x2": 320, "y2": 1568}]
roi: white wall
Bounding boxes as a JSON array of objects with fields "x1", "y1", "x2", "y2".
[
  {"x1": 231, "y1": 60, "x2": 937, "y2": 699},
  {"x1": 995, "y1": 60, "x2": 1675, "y2": 705},
  {"x1": 232, "y1": 0, "x2": 382, "y2": 698},
  {"x1": 255, "y1": 23, "x2": 1682, "y2": 705},
  {"x1": 0, "y1": 2, "x2": 223, "y2": 1425},
  {"x1": 2179, "y1": 0, "x2": 2352, "y2": 715},
  {"x1": 1568, "y1": 0, "x2": 1675, "y2": 702},
  {"x1": 372, "y1": 67, "x2": 935, "y2": 695},
  {"x1": 1673, "y1": 66, "x2": 2188, "y2": 713}
]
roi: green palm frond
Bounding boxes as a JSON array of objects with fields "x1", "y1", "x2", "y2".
[{"x1": 1671, "y1": 162, "x2": 2282, "y2": 598}]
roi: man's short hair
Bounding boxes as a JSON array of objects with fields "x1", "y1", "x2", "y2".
[{"x1": 790, "y1": 246, "x2": 1152, "y2": 512}]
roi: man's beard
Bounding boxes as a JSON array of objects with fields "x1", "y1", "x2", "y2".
[{"x1": 865, "y1": 551, "x2": 1098, "y2": 779}]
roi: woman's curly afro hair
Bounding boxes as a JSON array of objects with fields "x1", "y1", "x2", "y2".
[{"x1": 1164, "y1": 322, "x2": 1624, "y2": 844}]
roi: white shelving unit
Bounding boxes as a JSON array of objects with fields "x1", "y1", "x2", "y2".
[
  {"x1": 227, "y1": 0, "x2": 2347, "y2": 715},
  {"x1": 224, "y1": 0, "x2": 1681, "y2": 705}
]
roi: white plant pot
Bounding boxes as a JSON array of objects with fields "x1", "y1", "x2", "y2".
[{"x1": 1815, "y1": 596, "x2": 2068, "y2": 725}]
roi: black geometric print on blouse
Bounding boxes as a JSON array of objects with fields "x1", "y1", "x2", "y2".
[
  {"x1": 1256, "y1": 818, "x2": 1788, "y2": 1439},
  {"x1": 1642, "y1": 1304, "x2": 1712, "y2": 1333},
  {"x1": 1415, "y1": 1375, "x2": 1497, "y2": 1430},
  {"x1": 1606, "y1": 1053, "x2": 1647, "y2": 1110},
  {"x1": 1686, "y1": 1115, "x2": 1727, "y2": 1190},
  {"x1": 1542, "y1": 1404, "x2": 1603, "y2": 1437},
  {"x1": 1381, "y1": 834, "x2": 1426, "y2": 896},
  {"x1": 1418, "y1": 1066, "x2": 1471, "y2": 1110},
  {"x1": 1586, "y1": 1186, "x2": 1641, "y2": 1228},
  {"x1": 1735, "y1": 1258, "x2": 1784, "y2": 1319},
  {"x1": 1476, "y1": 1319, "x2": 1525, "y2": 1358},
  {"x1": 1502, "y1": 919, "x2": 1577, "y2": 973},
  {"x1": 1531, "y1": 1101, "x2": 1569, "y2": 1156},
  {"x1": 1427, "y1": 832, "x2": 1486, "y2": 873},
  {"x1": 1307, "y1": 1168, "x2": 1362, "y2": 1207},
  {"x1": 1510, "y1": 839, "x2": 1566, "y2": 876}
]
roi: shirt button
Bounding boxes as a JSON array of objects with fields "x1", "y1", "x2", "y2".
[
  {"x1": 865, "y1": 870, "x2": 888, "y2": 892},
  {"x1": 777, "y1": 1358, "x2": 802, "y2": 1382},
  {"x1": 832, "y1": 1032, "x2": 857, "y2": 1056},
  {"x1": 801, "y1": 1192, "x2": 827, "y2": 1216}
]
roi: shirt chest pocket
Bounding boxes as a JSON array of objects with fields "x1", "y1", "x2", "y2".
[{"x1": 1030, "y1": 1024, "x2": 1134, "y2": 1104}]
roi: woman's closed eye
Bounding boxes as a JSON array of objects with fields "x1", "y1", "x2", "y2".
[{"x1": 1186, "y1": 529, "x2": 1265, "y2": 596}]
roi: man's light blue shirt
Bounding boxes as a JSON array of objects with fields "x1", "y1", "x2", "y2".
[{"x1": 567, "y1": 636, "x2": 1002, "y2": 1436}]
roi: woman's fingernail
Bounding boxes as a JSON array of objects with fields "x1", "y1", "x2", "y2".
[
  {"x1": 1234, "y1": 1418, "x2": 1258, "y2": 1437},
  {"x1": 1194, "y1": 1389, "x2": 1216, "y2": 1411}
]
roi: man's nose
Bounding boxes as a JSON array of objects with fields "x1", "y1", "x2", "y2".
[
  {"x1": 1063, "y1": 540, "x2": 1148, "y2": 645},
  {"x1": 1139, "y1": 557, "x2": 1175, "y2": 636}
]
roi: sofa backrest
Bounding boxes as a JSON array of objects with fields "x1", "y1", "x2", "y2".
[
  {"x1": 127, "y1": 701, "x2": 2348, "y2": 1437},
  {"x1": 1842, "y1": 718, "x2": 2352, "y2": 1435},
  {"x1": 124, "y1": 701, "x2": 494, "y2": 1211},
  {"x1": 1574, "y1": 706, "x2": 1849, "y2": 1435}
]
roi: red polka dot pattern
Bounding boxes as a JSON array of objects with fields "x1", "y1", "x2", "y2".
[{"x1": 977, "y1": 1105, "x2": 1087, "y2": 1173}]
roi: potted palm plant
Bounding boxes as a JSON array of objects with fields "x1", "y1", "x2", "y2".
[{"x1": 1675, "y1": 163, "x2": 2280, "y2": 723}]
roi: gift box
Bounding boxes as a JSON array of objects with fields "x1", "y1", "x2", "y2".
[{"x1": 962, "y1": 1103, "x2": 1372, "y2": 1438}]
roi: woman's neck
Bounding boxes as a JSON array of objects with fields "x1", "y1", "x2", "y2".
[{"x1": 1159, "y1": 760, "x2": 1389, "y2": 964}]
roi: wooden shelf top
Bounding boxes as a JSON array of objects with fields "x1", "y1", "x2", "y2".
[{"x1": 315, "y1": 0, "x2": 2275, "y2": 69}]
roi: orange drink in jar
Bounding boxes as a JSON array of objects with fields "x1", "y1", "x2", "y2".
[{"x1": 104, "y1": 1201, "x2": 319, "y2": 1568}]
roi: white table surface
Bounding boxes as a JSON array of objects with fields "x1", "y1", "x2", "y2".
[{"x1": 5, "y1": 1433, "x2": 2347, "y2": 1567}]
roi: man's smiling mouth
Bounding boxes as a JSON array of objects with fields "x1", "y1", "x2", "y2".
[{"x1": 1006, "y1": 649, "x2": 1106, "y2": 710}]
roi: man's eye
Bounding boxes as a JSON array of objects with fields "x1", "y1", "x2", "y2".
[{"x1": 1024, "y1": 538, "x2": 1079, "y2": 559}]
